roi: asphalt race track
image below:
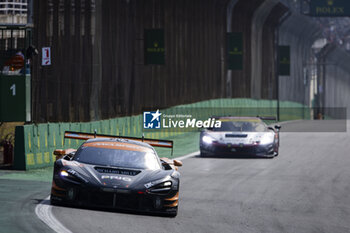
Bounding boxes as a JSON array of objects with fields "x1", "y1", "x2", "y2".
[
  {"x1": 0, "y1": 180, "x2": 52, "y2": 233},
  {"x1": 10, "y1": 120, "x2": 350, "y2": 233},
  {"x1": 44, "y1": 120, "x2": 350, "y2": 233}
]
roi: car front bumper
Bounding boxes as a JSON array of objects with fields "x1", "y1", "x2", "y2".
[
  {"x1": 51, "y1": 178, "x2": 179, "y2": 215},
  {"x1": 200, "y1": 141, "x2": 275, "y2": 157}
]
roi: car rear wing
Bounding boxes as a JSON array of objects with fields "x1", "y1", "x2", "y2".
[
  {"x1": 212, "y1": 115, "x2": 277, "y2": 121},
  {"x1": 64, "y1": 131, "x2": 174, "y2": 153}
]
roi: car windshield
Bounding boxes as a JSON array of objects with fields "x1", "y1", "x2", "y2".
[
  {"x1": 73, "y1": 146, "x2": 160, "y2": 170},
  {"x1": 213, "y1": 120, "x2": 267, "y2": 132}
]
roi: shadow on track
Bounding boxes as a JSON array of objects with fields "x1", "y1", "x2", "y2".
[
  {"x1": 194, "y1": 154, "x2": 275, "y2": 159},
  {"x1": 49, "y1": 198, "x2": 175, "y2": 218},
  {"x1": 33, "y1": 198, "x2": 49, "y2": 205}
]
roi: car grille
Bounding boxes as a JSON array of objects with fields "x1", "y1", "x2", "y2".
[
  {"x1": 225, "y1": 134, "x2": 248, "y2": 138},
  {"x1": 75, "y1": 189, "x2": 154, "y2": 210}
]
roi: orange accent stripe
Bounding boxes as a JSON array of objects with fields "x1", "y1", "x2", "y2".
[
  {"x1": 64, "y1": 131, "x2": 173, "y2": 148},
  {"x1": 165, "y1": 192, "x2": 179, "y2": 201},
  {"x1": 52, "y1": 180, "x2": 66, "y2": 191},
  {"x1": 164, "y1": 200, "x2": 178, "y2": 207},
  {"x1": 51, "y1": 189, "x2": 65, "y2": 197}
]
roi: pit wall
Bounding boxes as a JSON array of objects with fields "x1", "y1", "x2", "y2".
[{"x1": 14, "y1": 98, "x2": 309, "y2": 170}]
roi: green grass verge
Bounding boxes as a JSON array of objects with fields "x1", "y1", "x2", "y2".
[{"x1": 154, "y1": 132, "x2": 200, "y2": 158}]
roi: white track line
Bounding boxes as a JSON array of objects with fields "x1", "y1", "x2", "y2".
[
  {"x1": 35, "y1": 196, "x2": 72, "y2": 233},
  {"x1": 35, "y1": 151, "x2": 197, "y2": 233}
]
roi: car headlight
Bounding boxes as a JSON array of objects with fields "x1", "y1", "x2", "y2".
[
  {"x1": 145, "y1": 180, "x2": 173, "y2": 194},
  {"x1": 144, "y1": 176, "x2": 172, "y2": 189},
  {"x1": 163, "y1": 181, "x2": 172, "y2": 186},
  {"x1": 259, "y1": 134, "x2": 274, "y2": 145},
  {"x1": 59, "y1": 169, "x2": 88, "y2": 183},
  {"x1": 60, "y1": 170, "x2": 69, "y2": 177},
  {"x1": 202, "y1": 135, "x2": 215, "y2": 144}
]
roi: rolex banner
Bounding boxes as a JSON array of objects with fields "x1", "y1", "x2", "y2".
[
  {"x1": 278, "y1": 46, "x2": 290, "y2": 76},
  {"x1": 144, "y1": 29, "x2": 165, "y2": 65},
  {"x1": 310, "y1": 0, "x2": 350, "y2": 17},
  {"x1": 227, "y1": 32, "x2": 243, "y2": 70}
]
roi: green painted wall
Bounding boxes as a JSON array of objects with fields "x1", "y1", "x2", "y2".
[{"x1": 14, "y1": 98, "x2": 310, "y2": 170}]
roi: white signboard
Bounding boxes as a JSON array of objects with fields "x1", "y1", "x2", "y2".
[{"x1": 42, "y1": 47, "x2": 51, "y2": 66}]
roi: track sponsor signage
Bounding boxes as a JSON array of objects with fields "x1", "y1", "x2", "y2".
[
  {"x1": 309, "y1": 0, "x2": 350, "y2": 17},
  {"x1": 227, "y1": 32, "x2": 243, "y2": 70},
  {"x1": 145, "y1": 29, "x2": 165, "y2": 65},
  {"x1": 278, "y1": 46, "x2": 290, "y2": 76},
  {"x1": 42, "y1": 47, "x2": 51, "y2": 66}
]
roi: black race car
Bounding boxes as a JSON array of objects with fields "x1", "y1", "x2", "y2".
[
  {"x1": 200, "y1": 117, "x2": 281, "y2": 158},
  {"x1": 51, "y1": 131, "x2": 182, "y2": 217}
]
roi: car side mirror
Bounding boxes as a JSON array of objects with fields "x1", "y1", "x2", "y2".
[
  {"x1": 53, "y1": 149, "x2": 76, "y2": 161},
  {"x1": 53, "y1": 149, "x2": 66, "y2": 161},
  {"x1": 274, "y1": 125, "x2": 281, "y2": 130},
  {"x1": 173, "y1": 159, "x2": 182, "y2": 167},
  {"x1": 53, "y1": 149, "x2": 65, "y2": 156}
]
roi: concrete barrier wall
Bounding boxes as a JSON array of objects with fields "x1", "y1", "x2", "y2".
[
  {"x1": 14, "y1": 116, "x2": 144, "y2": 170},
  {"x1": 14, "y1": 98, "x2": 309, "y2": 170}
]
